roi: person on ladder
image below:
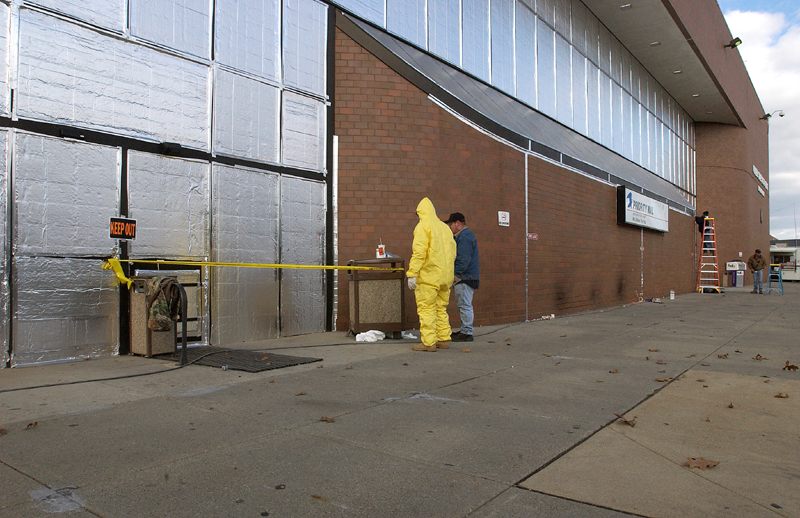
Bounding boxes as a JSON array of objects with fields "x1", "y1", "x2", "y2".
[
  {"x1": 695, "y1": 211, "x2": 711, "y2": 252},
  {"x1": 747, "y1": 249, "x2": 767, "y2": 294}
]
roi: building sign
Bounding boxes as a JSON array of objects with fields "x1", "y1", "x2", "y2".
[
  {"x1": 616, "y1": 187, "x2": 668, "y2": 232},
  {"x1": 753, "y1": 165, "x2": 768, "y2": 191},
  {"x1": 110, "y1": 217, "x2": 136, "y2": 240},
  {"x1": 498, "y1": 211, "x2": 510, "y2": 227}
]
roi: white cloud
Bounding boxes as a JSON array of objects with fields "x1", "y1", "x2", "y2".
[{"x1": 725, "y1": 10, "x2": 800, "y2": 239}]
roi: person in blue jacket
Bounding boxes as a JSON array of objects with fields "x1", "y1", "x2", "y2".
[{"x1": 445, "y1": 212, "x2": 479, "y2": 342}]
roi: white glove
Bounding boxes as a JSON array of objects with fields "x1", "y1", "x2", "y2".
[{"x1": 407, "y1": 277, "x2": 417, "y2": 290}]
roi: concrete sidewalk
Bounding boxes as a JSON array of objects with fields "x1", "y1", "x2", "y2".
[{"x1": 1, "y1": 285, "x2": 798, "y2": 517}]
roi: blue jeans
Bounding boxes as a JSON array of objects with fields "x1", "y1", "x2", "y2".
[
  {"x1": 454, "y1": 282, "x2": 475, "y2": 335},
  {"x1": 753, "y1": 270, "x2": 763, "y2": 292}
]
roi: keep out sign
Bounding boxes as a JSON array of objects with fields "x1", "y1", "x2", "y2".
[{"x1": 110, "y1": 217, "x2": 136, "y2": 240}]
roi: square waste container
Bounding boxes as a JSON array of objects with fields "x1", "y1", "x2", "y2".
[{"x1": 348, "y1": 258, "x2": 405, "y2": 338}]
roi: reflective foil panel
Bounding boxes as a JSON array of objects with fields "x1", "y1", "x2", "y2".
[
  {"x1": 282, "y1": 91, "x2": 326, "y2": 171},
  {"x1": 491, "y1": 0, "x2": 514, "y2": 95},
  {"x1": 13, "y1": 133, "x2": 119, "y2": 257},
  {"x1": 428, "y1": 0, "x2": 460, "y2": 66},
  {"x1": 214, "y1": 0, "x2": 281, "y2": 81},
  {"x1": 283, "y1": 0, "x2": 327, "y2": 96},
  {"x1": 127, "y1": 151, "x2": 209, "y2": 260},
  {"x1": 0, "y1": 130, "x2": 7, "y2": 367},
  {"x1": 515, "y1": 2, "x2": 537, "y2": 108},
  {"x1": 462, "y1": 0, "x2": 490, "y2": 83},
  {"x1": 280, "y1": 176, "x2": 325, "y2": 336},
  {"x1": 17, "y1": 9, "x2": 210, "y2": 150},
  {"x1": 0, "y1": 3, "x2": 8, "y2": 116},
  {"x1": 27, "y1": 0, "x2": 126, "y2": 32},
  {"x1": 387, "y1": 0, "x2": 426, "y2": 50},
  {"x1": 213, "y1": 68, "x2": 280, "y2": 163},
  {"x1": 211, "y1": 164, "x2": 280, "y2": 345},
  {"x1": 129, "y1": 0, "x2": 211, "y2": 59},
  {"x1": 331, "y1": 0, "x2": 384, "y2": 27},
  {"x1": 12, "y1": 257, "x2": 119, "y2": 367}
]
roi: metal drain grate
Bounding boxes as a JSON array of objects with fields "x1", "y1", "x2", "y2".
[{"x1": 160, "y1": 346, "x2": 322, "y2": 372}]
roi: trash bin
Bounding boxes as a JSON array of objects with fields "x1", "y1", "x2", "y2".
[{"x1": 348, "y1": 258, "x2": 405, "y2": 338}]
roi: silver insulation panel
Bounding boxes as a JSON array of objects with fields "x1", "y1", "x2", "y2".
[
  {"x1": 27, "y1": 0, "x2": 126, "y2": 32},
  {"x1": 491, "y1": 0, "x2": 515, "y2": 96},
  {"x1": 211, "y1": 164, "x2": 280, "y2": 345},
  {"x1": 282, "y1": 91, "x2": 326, "y2": 172},
  {"x1": 127, "y1": 151, "x2": 209, "y2": 260},
  {"x1": 537, "y1": 18, "x2": 556, "y2": 118},
  {"x1": 515, "y1": 2, "x2": 536, "y2": 108},
  {"x1": 13, "y1": 132, "x2": 120, "y2": 257},
  {"x1": 214, "y1": 0, "x2": 281, "y2": 81},
  {"x1": 213, "y1": 68, "x2": 280, "y2": 163},
  {"x1": 283, "y1": 0, "x2": 328, "y2": 97},
  {"x1": 12, "y1": 257, "x2": 119, "y2": 367},
  {"x1": 17, "y1": 8, "x2": 210, "y2": 151},
  {"x1": 387, "y1": 0, "x2": 426, "y2": 50},
  {"x1": 333, "y1": 0, "x2": 384, "y2": 27},
  {"x1": 129, "y1": 0, "x2": 211, "y2": 59},
  {"x1": 280, "y1": 176, "x2": 325, "y2": 337},
  {"x1": 0, "y1": 130, "x2": 7, "y2": 367},
  {"x1": 462, "y1": 0, "x2": 490, "y2": 83},
  {"x1": 428, "y1": 0, "x2": 460, "y2": 66},
  {"x1": 0, "y1": 3, "x2": 8, "y2": 117}
]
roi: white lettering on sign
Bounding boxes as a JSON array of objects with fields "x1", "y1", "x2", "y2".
[
  {"x1": 618, "y1": 188, "x2": 669, "y2": 232},
  {"x1": 753, "y1": 165, "x2": 768, "y2": 191}
]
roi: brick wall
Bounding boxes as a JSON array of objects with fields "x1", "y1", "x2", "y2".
[{"x1": 335, "y1": 28, "x2": 696, "y2": 332}]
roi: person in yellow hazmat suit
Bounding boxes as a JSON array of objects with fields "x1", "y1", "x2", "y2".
[{"x1": 407, "y1": 197, "x2": 457, "y2": 352}]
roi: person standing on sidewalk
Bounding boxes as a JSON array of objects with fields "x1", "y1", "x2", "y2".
[
  {"x1": 407, "y1": 198, "x2": 457, "y2": 352},
  {"x1": 445, "y1": 212, "x2": 480, "y2": 342},
  {"x1": 747, "y1": 248, "x2": 767, "y2": 294}
]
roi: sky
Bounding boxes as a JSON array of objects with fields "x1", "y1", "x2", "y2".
[{"x1": 719, "y1": 0, "x2": 800, "y2": 240}]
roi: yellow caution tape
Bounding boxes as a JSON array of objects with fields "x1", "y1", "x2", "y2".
[{"x1": 102, "y1": 258, "x2": 404, "y2": 287}]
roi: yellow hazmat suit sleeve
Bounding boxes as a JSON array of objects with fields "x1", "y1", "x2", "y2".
[{"x1": 407, "y1": 197, "x2": 456, "y2": 288}]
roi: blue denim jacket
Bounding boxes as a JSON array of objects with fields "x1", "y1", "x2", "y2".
[{"x1": 454, "y1": 227, "x2": 480, "y2": 287}]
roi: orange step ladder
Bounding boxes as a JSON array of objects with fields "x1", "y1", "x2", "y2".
[{"x1": 696, "y1": 217, "x2": 721, "y2": 293}]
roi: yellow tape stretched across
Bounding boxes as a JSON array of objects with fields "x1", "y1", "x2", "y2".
[{"x1": 102, "y1": 258, "x2": 404, "y2": 288}]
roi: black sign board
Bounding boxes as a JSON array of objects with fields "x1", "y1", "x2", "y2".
[{"x1": 110, "y1": 217, "x2": 136, "y2": 240}]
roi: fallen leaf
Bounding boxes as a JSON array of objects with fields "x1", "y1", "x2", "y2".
[
  {"x1": 649, "y1": 348, "x2": 660, "y2": 352},
  {"x1": 705, "y1": 417, "x2": 710, "y2": 422},
  {"x1": 696, "y1": 379, "x2": 705, "y2": 382},
  {"x1": 346, "y1": 364, "x2": 353, "y2": 370},
  {"x1": 764, "y1": 379, "x2": 770, "y2": 383},
  {"x1": 703, "y1": 385, "x2": 708, "y2": 388},
  {"x1": 559, "y1": 335, "x2": 567, "y2": 338},
  {"x1": 609, "y1": 369, "x2": 618, "y2": 374},
  {"x1": 319, "y1": 417, "x2": 335, "y2": 423},
  {"x1": 311, "y1": 494, "x2": 329, "y2": 503},
  {"x1": 269, "y1": 380, "x2": 275, "y2": 383},
  {"x1": 555, "y1": 361, "x2": 561, "y2": 365},
  {"x1": 261, "y1": 355, "x2": 268, "y2": 361},
  {"x1": 275, "y1": 484, "x2": 286, "y2": 490},
  {"x1": 682, "y1": 457, "x2": 719, "y2": 470},
  {"x1": 655, "y1": 377, "x2": 671, "y2": 382},
  {"x1": 317, "y1": 365, "x2": 324, "y2": 369},
  {"x1": 775, "y1": 393, "x2": 789, "y2": 398},
  {"x1": 24, "y1": 422, "x2": 38, "y2": 430},
  {"x1": 0, "y1": 428, "x2": 7, "y2": 436},
  {"x1": 718, "y1": 354, "x2": 728, "y2": 359},
  {"x1": 686, "y1": 354, "x2": 696, "y2": 358},
  {"x1": 701, "y1": 362, "x2": 710, "y2": 366},
  {"x1": 542, "y1": 353, "x2": 551, "y2": 357},
  {"x1": 614, "y1": 413, "x2": 636, "y2": 427},
  {"x1": 597, "y1": 380, "x2": 604, "y2": 383},
  {"x1": 752, "y1": 354, "x2": 767, "y2": 361},
  {"x1": 645, "y1": 356, "x2": 649, "y2": 361},
  {"x1": 461, "y1": 348, "x2": 470, "y2": 353},
  {"x1": 728, "y1": 403, "x2": 734, "y2": 408},
  {"x1": 488, "y1": 341, "x2": 495, "y2": 344},
  {"x1": 656, "y1": 359, "x2": 666, "y2": 365},
  {"x1": 295, "y1": 391, "x2": 306, "y2": 396},
  {"x1": 505, "y1": 338, "x2": 511, "y2": 342},
  {"x1": 783, "y1": 361, "x2": 798, "y2": 372},
  {"x1": 735, "y1": 350, "x2": 742, "y2": 354},
  {"x1": 402, "y1": 362, "x2": 409, "y2": 366},
  {"x1": 658, "y1": 370, "x2": 666, "y2": 373}
]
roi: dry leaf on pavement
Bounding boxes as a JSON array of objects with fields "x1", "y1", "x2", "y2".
[
  {"x1": 614, "y1": 413, "x2": 636, "y2": 427},
  {"x1": 461, "y1": 348, "x2": 470, "y2": 353},
  {"x1": 656, "y1": 360, "x2": 666, "y2": 365},
  {"x1": 783, "y1": 361, "x2": 798, "y2": 372},
  {"x1": 775, "y1": 393, "x2": 789, "y2": 398},
  {"x1": 295, "y1": 391, "x2": 306, "y2": 396},
  {"x1": 752, "y1": 354, "x2": 767, "y2": 361},
  {"x1": 655, "y1": 377, "x2": 671, "y2": 382},
  {"x1": 319, "y1": 417, "x2": 335, "y2": 423},
  {"x1": 682, "y1": 457, "x2": 719, "y2": 470},
  {"x1": 718, "y1": 354, "x2": 728, "y2": 359},
  {"x1": 24, "y1": 422, "x2": 38, "y2": 430},
  {"x1": 609, "y1": 369, "x2": 618, "y2": 373},
  {"x1": 728, "y1": 402, "x2": 734, "y2": 408},
  {"x1": 649, "y1": 349, "x2": 660, "y2": 352},
  {"x1": 0, "y1": 428, "x2": 7, "y2": 436},
  {"x1": 686, "y1": 354, "x2": 696, "y2": 358}
]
